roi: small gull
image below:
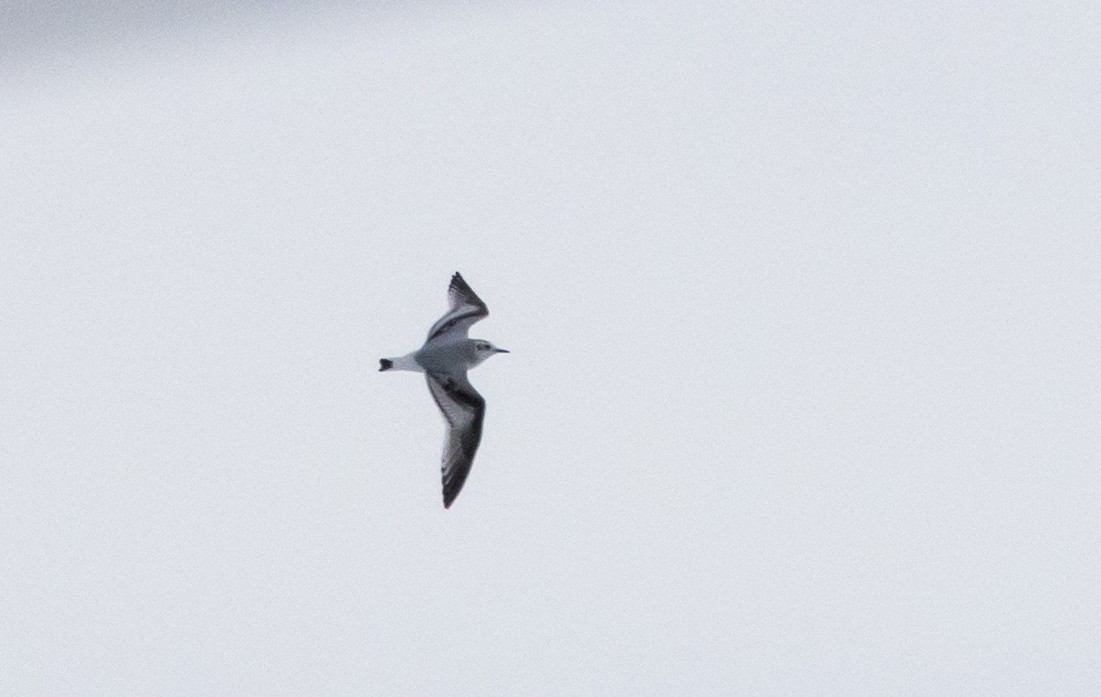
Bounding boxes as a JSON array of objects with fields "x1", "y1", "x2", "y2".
[{"x1": 379, "y1": 272, "x2": 508, "y2": 508}]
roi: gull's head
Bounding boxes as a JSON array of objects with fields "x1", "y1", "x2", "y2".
[{"x1": 472, "y1": 340, "x2": 509, "y2": 366}]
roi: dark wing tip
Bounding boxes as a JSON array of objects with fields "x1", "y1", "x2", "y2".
[
  {"x1": 443, "y1": 478, "x2": 462, "y2": 508},
  {"x1": 449, "y1": 272, "x2": 471, "y2": 295},
  {"x1": 440, "y1": 450, "x2": 476, "y2": 510},
  {"x1": 448, "y1": 272, "x2": 487, "y2": 311}
]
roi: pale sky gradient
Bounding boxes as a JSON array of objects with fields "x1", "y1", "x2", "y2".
[{"x1": 2, "y1": 2, "x2": 1100, "y2": 695}]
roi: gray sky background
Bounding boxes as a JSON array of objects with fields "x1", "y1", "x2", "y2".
[{"x1": 2, "y1": 2, "x2": 1099, "y2": 694}]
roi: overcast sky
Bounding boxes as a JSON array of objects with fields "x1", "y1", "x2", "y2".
[{"x1": 2, "y1": 2, "x2": 1099, "y2": 695}]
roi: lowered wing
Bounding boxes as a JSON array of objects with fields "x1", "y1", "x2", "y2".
[{"x1": 425, "y1": 371, "x2": 486, "y2": 508}]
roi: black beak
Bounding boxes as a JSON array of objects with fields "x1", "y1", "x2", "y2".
[{"x1": 495, "y1": 348, "x2": 510, "y2": 353}]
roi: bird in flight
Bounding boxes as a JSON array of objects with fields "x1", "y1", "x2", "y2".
[{"x1": 379, "y1": 273, "x2": 509, "y2": 508}]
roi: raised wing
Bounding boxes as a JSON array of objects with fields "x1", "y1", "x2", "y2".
[
  {"x1": 425, "y1": 272, "x2": 489, "y2": 344},
  {"x1": 425, "y1": 372, "x2": 486, "y2": 508}
]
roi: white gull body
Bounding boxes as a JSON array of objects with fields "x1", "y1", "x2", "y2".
[{"x1": 379, "y1": 273, "x2": 508, "y2": 508}]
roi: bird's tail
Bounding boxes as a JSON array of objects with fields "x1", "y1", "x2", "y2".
[{"x1": 379, "y1": 354, "x2": 421, "y2": 372}]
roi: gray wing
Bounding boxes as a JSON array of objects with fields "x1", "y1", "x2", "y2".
[
  {"x1": 425, "y1": 272, "x2": 489, "y2": 345},
  {"x1": 425, "y1": 371, "x2": 486, "y2": 508}
]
